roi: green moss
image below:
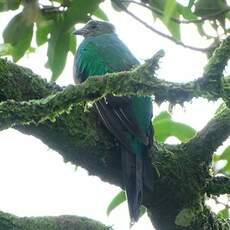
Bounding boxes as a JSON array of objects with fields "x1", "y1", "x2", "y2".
[
  {"x1": 175, "y1": 208, "x2": 196, "y2": 227},
  {"x1": 0, "y1": 211, "x2": 110, "y2": 230}
]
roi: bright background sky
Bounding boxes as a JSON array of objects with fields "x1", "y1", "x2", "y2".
[{"x1": 0, "y1": 1, "x2": 229, "y2": 229}]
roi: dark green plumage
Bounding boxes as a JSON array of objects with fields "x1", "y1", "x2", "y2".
[{"x1": 73, "y1": 20, "x2": 153, "y2": 224}]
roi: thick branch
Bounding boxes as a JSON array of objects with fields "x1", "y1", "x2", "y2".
[
  {"x1": 206, "y1": 176, "x2": 230, "y2": 196},
  {"x1": 0, "y1": 211, "x2": 110, "y2": 230},
  {"x1": 0, "y1": 38, "x2": 230, "y2": 131},
  {"x1": 0, "y1": 51, "x2": 165, "y2": 130}
]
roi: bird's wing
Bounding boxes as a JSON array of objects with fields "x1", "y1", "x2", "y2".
[
  {"x1": 73, "y1": 40, "x2": 110, "y2": 83},
  {"x1": 74, "y1": 34, "x2": 152, "y2": 148}
]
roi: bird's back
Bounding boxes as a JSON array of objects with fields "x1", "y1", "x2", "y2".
[
  {"x1": 74, "y1": 33, "x2": 139, "y2": 79},
  {"x1": 74, "y1": 33, "x2": 152, "y2": 153}
]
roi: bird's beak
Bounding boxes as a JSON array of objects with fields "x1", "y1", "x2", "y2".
[{"x1": 73, "y1": 27, "x2": 88, "y2": 36}]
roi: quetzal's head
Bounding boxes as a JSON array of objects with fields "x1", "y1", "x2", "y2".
[{"x1": 73, "y1": 20, "x2": 115, "y2": 37}]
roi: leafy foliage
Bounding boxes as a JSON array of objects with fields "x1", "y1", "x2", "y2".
[
  {"x1": 3, "y1": 12, "x2": 33, "y2": 61},
  {"x1": 0, "y1": 0, "x2": 105, "y2": 80},
  {"x1": 153, "y1": 111, "x2": 196, "y2": 142},
  {"x1": 0, "y1": 0, "x2": 229, "y2": 79}
]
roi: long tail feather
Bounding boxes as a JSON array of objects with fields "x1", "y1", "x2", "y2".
[{"x1": 121, "y1": 147, "x2": 143, "y2": 225}]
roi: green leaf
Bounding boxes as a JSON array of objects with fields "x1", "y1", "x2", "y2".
[
  {"x1": 165, "y1": 12, "x2": 180, "y2": 40},
  {"x1": 69, "y1": 35, "x2": 77, "y2": 55},
  {"x1": 36, "y1": 18, "x2": 54, "y2": 46},
  {"x1": 194, "y1": 0, "x2": 227, "y2": 17},
  {"x1": 219, "y1": 146, "x2": 230, "y2": 173},
  {"x1": 0, "y1": 0, "x2": 21, "y2": 11},
  {"x1": 154, "y1": 110, "x2": 171, "y2": 122},
  {"x1": 188, "y1": 0, "x2": 196, "y2": 8},
  {"x1": 0, "y1": 1, "x2": 4, "y2": 11},
  {"x1": 177, "y1": 4, "x2": 197, "y2": 20},
  {"x1": 139, "y1": 206, "x2": 146, "y2": 218},
  {"x1": 3, "y1": 13, "x2": 33, "y2": 61},
  {"x1": 64, "y1": 0, "x2": 102, "y2": 27},
  {"x1": 168, "y1": 25, "x2": 181, "y2": 41},
  {"x1": 47, "y1": 22, "x2": 71, "y2": 81},
  {"x1": 0, "y1": 43, "x2": 13, "y2": 56},
  {"x1": 217, "y1": 208, "x2": 229, "y2": 219},
  {"x1": 93, "y1": 7, "x2": 108, "y2": 21},
  {"x1": 7, "y1": 0, "x2": 21, "y2": 10},
  {"x1": 106, "y1": 190, "x2": 146, "y2": 219},
  {"x1": 195, "y1": 0, "x2": 227, "y2": 30},
  {"x1": 150, "y1": 0, "x2": 165, "y2": 10},
  {"x1": 150, "y1": 0, "x2": 180, "y2": 40},
  {"x1": 153, "y1": 111, "x2": 196, "y2": 142},
  {"x1": 46, "y1": 0, "x2": 102, "y2": 81},
  {"x1": 107, "y1": 191, "x2": 126, "y2": 216},
  {"x1": 164, "y1": 0, "x2": 176, "y2": 24},
  {"x1": 221, "y1": 146, "x2": 230, "y2": 160}
]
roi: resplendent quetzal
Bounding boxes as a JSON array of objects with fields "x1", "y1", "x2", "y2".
[{"x1": 73, "y1": 20, "x2": 153, "y2": 224}]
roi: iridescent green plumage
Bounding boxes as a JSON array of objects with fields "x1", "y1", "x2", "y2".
[{"x1": 73, "y1": 20, "x2": 153, "y2": 224}]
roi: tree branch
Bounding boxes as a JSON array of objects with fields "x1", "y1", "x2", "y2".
[
  {"x1": 206, "y1": 176, "x2": 230, "y2": 196},
  {"x1": 0, "y1": 211, "x2": 111, "y2": 230},
  {"x1": 114, "y1": 1, "x2": 215, "y2": 52},
  {"x1": 183, "y1": 105, "x2": 230, "y2": 164},
  {"x1": 0, "y1": 36, "x2": 229, "y2": 131},
  {"x1": 122, "y1": 0, "x2": 230, "y2": 25},
  {"x1": 0, "y1": 51, "x2": 164, "y2": 130}
]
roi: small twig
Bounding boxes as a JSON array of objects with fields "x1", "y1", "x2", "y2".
[
  {"x1": 121, "y1": 0, "x2": 230, "y2": 24},
  {"x1": 118, "y1": 3, "x2": 211, "y2": 52}
]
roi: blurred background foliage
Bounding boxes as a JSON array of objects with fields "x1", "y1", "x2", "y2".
[
  {"x1": 0, "y1": 0, "x2": 229, "y2": 80},
  {"x1": 0, "y1": 0, "x2": 229, "y2": 221}
]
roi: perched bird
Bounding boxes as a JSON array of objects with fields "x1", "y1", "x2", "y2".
[{"x1": 73, "y1": 20, "x2": 153, "y2": 224}]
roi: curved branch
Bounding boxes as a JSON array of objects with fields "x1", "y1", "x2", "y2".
[
  {"x1": 184, "y1": 106, "x2": 230, "y2": 164},
  {"x1": 114, "y1": 1, "x2": 214, "y2": 52},
  {"x1": 206, "y1": 176, "x2": 230, "y2": 196}
]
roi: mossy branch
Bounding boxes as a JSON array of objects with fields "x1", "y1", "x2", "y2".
[
  {"x1": 183, "y1": 106, "x2": 230, "y2": 164},
  {"x1": 0, "y1": 211, "x2": 111, "y2": 230},
  {"x1": 0, "y1": 50, "x2": 163, "y2": 131},
  {"x1": 206, "y1": 176, "x2": 230, "y2": 196},
  {"x1": 0, "y1": 37, "x2": 230, "y2": 131}
]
